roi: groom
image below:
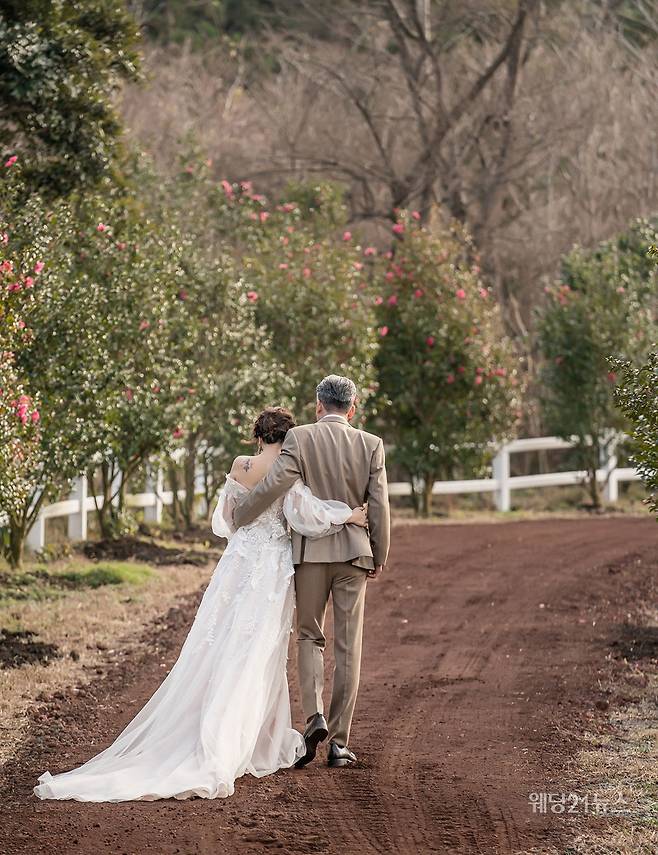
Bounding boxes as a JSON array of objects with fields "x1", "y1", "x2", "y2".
[{"x1": 233, "y1": 374, "x2": 390, "y2": 768}]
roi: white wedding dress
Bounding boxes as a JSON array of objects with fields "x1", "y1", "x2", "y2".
[{"x1": 33, "y1": 476, "x2": 353, "y2": 802}]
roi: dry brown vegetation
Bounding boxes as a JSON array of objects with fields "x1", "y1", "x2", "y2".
[{"x1": 0, "y1": 554, "x2": 212, "y2": 766}]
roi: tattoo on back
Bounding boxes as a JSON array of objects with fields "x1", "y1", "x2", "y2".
[{"x1": 242, "y1": 458, "x2": 252, "y2": 473}]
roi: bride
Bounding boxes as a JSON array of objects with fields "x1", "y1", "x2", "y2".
[{"x1": 33, "y1": 406, "x2": 367, "y2": 802}]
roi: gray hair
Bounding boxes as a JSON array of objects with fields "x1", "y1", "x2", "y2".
[{"x1": 316, "y1": 374, "x2": 357, "y2": 412}]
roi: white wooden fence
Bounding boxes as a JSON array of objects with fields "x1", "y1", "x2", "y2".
[{"x1": 22, "y1": 432, "x2": 642, "y2": 552}]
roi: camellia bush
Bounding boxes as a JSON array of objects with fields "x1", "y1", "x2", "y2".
[
  {"x1": 374, "y1": 211, "x2": 523, "y2": 516},
  {"x1": 609, "y1": 244, "x2": 658, "y2": 517},
  {"x1": 610, "y1": 349, "x2": 658, "y2": 517},
  {"x1": 0, "y1": 157, "x2": 84, "y2": 566},
  {"x1": 215, "y1": 179, "x2": 379, "y2": 424},
  {"x1": 537, "y1": 218, "x2": 657, "y2": 509}
]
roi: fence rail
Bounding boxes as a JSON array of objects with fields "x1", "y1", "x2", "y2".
[{"x1": 20, "y1": 432, "x2": 642, "y2": 552}]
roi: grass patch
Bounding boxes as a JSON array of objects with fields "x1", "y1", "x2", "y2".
[
  {"x1": 52, "y1": 561, "x2": 155, "y2": 588},
  {"x1": 0, "y1": 561, "x2": 155, "y2": 604}
]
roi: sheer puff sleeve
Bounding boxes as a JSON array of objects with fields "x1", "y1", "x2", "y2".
[
  {"x1": 283, "y1": 479, "x2": 353, "y2": 539},
  {"x1": 211, "y1": 476, "x2": 247, "y2": 541}
]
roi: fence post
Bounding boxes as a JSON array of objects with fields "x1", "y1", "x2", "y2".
[
  {"x1": 144, "y1": 467, "x2": 163, "y2": 523},
  {"x1": 493, "y1": 443, "x2": 511, "y2": 512},
  {"x1": 67, "y1": 474, "x2": 88, "y2": 541},
  {"x1": 602, "y1": 431, "x2": 619, "y2": 504}
]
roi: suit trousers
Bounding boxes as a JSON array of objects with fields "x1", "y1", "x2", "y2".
[{"x1": 294, "y1": 561, "x2": 368, "y2": 748}]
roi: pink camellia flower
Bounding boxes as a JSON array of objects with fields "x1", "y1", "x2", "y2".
[
  {"x1": 24, "y1": 276, "x2": 34, "y2": 288},
  {"x1": 475, "y1": 366, "x2": 484, "y2": 374},
  {"x1": 279, "y1": 262, "x2": 288, "y2": 269},
  {"x1": 342, "y1": 230, "x2": 352, "y2": 242},
  {"x1": 414, "y1": 288, "x2": 424, "y2": 298},
  {"x1": 221, "y1": 179, "x2": 234, "y2": 198},
  {"x1": 446, "y1": 373, "x2": 455, "y2": 384},
  {"x1": 384, "y1": 251, "x2": 393, "y2": 259},
  {"x1": 479, "y1": 288, "x2": 488, "y2": 298},
  {"x1": 374, "y1": 296, "x2": 384, "y2": 306},
  {"x1": 124, "y1": 387, "x2": 134, "y2": 402},
  {"x1": 172, "y1": 427, "x2": 184, "y2": 439},
  {"x1": 388, "y1": 295, "x2": 398, "y2": 306},
  {"x1": 379, "y1": 326, "x2": 389, "y2": 337},
  {"x1": 364, "y1": 246, "x2": 376, "y2": 256},
  {"x1": 411, "y1": 210, "x2": 421, "y2": 221},
  {"x1": 8, "y1": 282, "x2": 21, "y2": 292},
  {"x1": 139, "y1": 319, "x2": 150, "y2": 331},
  {"x1": 616, "y1": 286, "x2": 625, "y2": 294},
  {"x1": 353, "y1": 261, "x2": 363, "y2": 271},
  {"x1": 31, "y1": 409, "x2": 40, "y2": 423},
  {"x1": 247, "y1": 290, "x2": 259, "y2": 303},
  {"x1": 34, "y1": 261, "x2": 44, "y2": 274},
  {"x1": 252, "y1": 193, "x2": 266, "y2": 202},
  {"x1": 17, "y1": 320, "x2": 25, "y2": 329},
  {"x1": 4, "y1": 155, "x2": 18, "y2": 168},
  {"x1": 178, "y1": 289, "x2": 188, "y2": 301},
  {"x1": 96, "y1": 222, "x2": 108, "y2": 232},
  {"x1": 1, "y1": 232, "x2": 8, "y2": 245},
  {"x1": 115, "y1": 241, "x2": 126, "y2": 251},
  {"x1": 240, "y1": 181, "x2": 253, "y2": 193},
  {"x1": 2, "y1": 260, "x2": 12, "y2": 273},
  {"x1": 607, "y1": 371, "x2": 617, "y2": 383},
  {"x1": 152, "y1": 384, "x2": 161, "y2": 393},
  {"x1": 385, "y1": 271, "x2": 394, "y2": 281},
  {"x1": 457, "y1": 365, "x2": 466, "y2": 374},
  {"x1": 303, "y1": 267, "x2": 312, "y2": 278},
  {"x1": 281, "y1": 202, "x2": 296, "y2": 213},
  {"x1": 426, "y1": 336, "x2": 435, "y2": 347},
  {"x1": 392, "y1": 223, "x2": 405, "y2": 235},
  {"x1": 456, "y1": 288, "x2": 466, "y2": 300},
  {"x1": 495, "y1": 367, "x2": 507, "y2": 377},
  {"x1": 259, "y1": 211, "x2": 270, "y2": 223},
  {"x1": 474, "y1": 375, "x2": 483, "y2": 385}
]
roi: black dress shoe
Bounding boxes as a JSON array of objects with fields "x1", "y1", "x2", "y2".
[
  {"x1": 294, "y1": 713, "x2": 329, "y2": 768},
  {"x1": 327, "y1": 741, "x2": 357, "y2": 768}
]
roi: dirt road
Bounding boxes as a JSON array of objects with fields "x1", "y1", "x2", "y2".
[{"x1": 1, "y1": 517, "x2": 656, "y2": 855}]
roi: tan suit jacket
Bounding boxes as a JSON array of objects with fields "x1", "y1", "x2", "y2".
[{"x1": 232, "y1": 415, "x2": 390, "y2": 569}]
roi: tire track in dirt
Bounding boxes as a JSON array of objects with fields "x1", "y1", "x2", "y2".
[{"x1": 1, "y1": 517, "x2": 656, "y2": 855}]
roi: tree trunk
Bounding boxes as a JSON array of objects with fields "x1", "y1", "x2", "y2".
[
  {"x1": 8, "y1": 519, "x2": 26, "y2": 569},
  {"x1": 421, "y1": 477, "x2": 434, "y2": 518},
  {"x1": 168, "y1": 462, "x2": 183, "y2": 530},
  {"x1": 587, "y1": 467, "x2": 601, "y2": 510},
  {"x1": 97, "y1": 460, "x2": 115, "y2": 540},
  {"x1": 182, "y1": 433, "x2": 198, "y2": 529},
  {"x1": 408, "y1": 471, "x2": 420, "y2": 515}
]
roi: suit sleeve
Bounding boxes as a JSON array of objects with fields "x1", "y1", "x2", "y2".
[
  {"x1": 232, "y1": 430, "x2": 303, "y2": 528},
  {"x1": 366, "y1": 438, "x2": 390, "y2": 566}
]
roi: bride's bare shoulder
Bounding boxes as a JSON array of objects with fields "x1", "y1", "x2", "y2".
[{"x1": 230, "y1": 455, "x2": 255, "y2": 477}]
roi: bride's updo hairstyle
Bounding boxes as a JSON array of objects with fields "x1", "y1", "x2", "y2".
[{"x1": 253, "y1": 406, "x2": 296, "y2": 445}]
